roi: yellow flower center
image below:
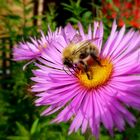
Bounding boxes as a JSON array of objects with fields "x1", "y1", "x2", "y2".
[{"x1": 77, "y1": 59, "x2": 113, "y2": 89}]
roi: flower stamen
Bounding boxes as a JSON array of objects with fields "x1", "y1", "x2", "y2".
[{"x1": 77, "y1": 59, "x2": 113, "y2": 89}]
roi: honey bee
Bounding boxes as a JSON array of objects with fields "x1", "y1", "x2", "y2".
[{"x1": 62, "y1": 35, "x2": 101, "y2": 79}]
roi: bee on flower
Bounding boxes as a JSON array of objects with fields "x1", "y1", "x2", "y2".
[{"x1": 13, "y1": 21, "x2": 140, "y2": 140}]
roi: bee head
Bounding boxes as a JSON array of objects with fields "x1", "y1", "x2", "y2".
[{"x1": 63, "y1": 58, "x2": 73, "y2": 68}]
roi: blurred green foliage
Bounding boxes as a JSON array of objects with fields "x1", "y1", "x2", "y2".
[
  {"x1": 62, "y1": 0, "x2": 93, "y2": 26},
  {"x1": 0, "y1": 0, "x2": 140, "y2": 140}
]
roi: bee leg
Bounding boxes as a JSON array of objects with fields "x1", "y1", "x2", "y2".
[
  {"x1": 79, "y1": 61, "x2": 92, "y2": 80},
  {"x1": 95, "y1": 58, "x2": 102, "y2": 66},
  {"x1": 86, "y1": 71, "x2": 92, "y2": 80},
  {"x1": 74, "y1": 64, "x2": 80, "y2": 71},
  {"x1": 90, "y1": 53, "x2": 103, "y2": 66}
]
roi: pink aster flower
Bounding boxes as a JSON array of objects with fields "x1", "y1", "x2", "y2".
[
  {"x1": 17, "y1": 21, "x2": 140, "y2": 139},
  {"x1": 13, "y1": 27, "x2": 63, "y2": 61},
  {"x1": 13, "y1": 32, "x2": 46, "y2": 61}
]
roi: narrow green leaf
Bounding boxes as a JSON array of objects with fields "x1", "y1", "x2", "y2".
[
  {"x1": 16, "y1": 122, "x2": 30, "y2": 136},
  {"x1": 68, "y1": 17, "x2": 79, "y2": 23},
  {"x1": 30, "y1": 118, "x2": 39, "y2": 135},
  {"x1": 7, "y1": 136, "x2": 30, "y2": 140}
]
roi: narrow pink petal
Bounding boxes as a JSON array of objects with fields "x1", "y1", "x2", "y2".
[
  {"x1": 81, "y1": 118, "x2": 88, "y2": 133},
  {"x1": 69, "y1": 110, "x2": 83, "y2": 133},
  {"x1": 111, "y1": 29, "x2": 135, "y2": 60},
  {"x1": 101, "y1": 20, "x2": 117, "y2": 57},
  {"x1": 113, "y1": 31, "x2": 140, "y2": 63},
  {"x1": 64, "y1": 23, "x2": 77, "y2": 42},
  {"x1": 109, "y1": 25, "x2": 126, "y2": 57},
  {"x1": 96, "y1": 91, "x2": 114, "y2": 133},
  {"x1": 88, "y1": 24, "x2": 92, "y2": 39},
  {"x1": 78, "y1": 22, "x2": 85, "y2": 39}
]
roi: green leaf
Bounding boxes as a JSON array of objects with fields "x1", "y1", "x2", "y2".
[
  {"x1": 68, "y1": 17, "x2": 79, "y2": 23},
  {"x1": 7, "y1": 136, "x2": 30, "y2": 140},
  {"x1": 5, "y1": 14, "x2": 21, "y2": 20},
  {"x1": 83, "y1": 11, "x2": 92, "y2": 18},
  {"x1": 106, "y1": 0, "x2": 113, "y2": 3},
  {"x1": 67, "y1": 134, "x2": 84, "y2": 140},
  {"x1": 30, "y1": 118, "x2": 39, "y2": 135},
  {"x1": 76, "y1": 0, "x2": 81, "y2": 6},
  {"x1": 61, "y1": 3, "x2": 73, "y2": 10},
  {"x1": 99, "y1": 135, "x2": 110, "y2": 140},
  {"x1": 16, "y1": 122, "x2": 30, "y2": 136}
]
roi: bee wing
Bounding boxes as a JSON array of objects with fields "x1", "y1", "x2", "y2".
[
  {"x1": 71, "y1": 34, "x2": 99, "y2": 44},
  {"x1": 73, "y1": 38, "x2": 99, "y2": 54},
  {"x1": 71, "y1": 34, "x2": 83, "y2": 44},
  {"x1": 74, "y1": 41, "x2": 90, "y2": 53}
]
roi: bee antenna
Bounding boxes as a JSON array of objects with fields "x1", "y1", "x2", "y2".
[
  {"x1": 68, "y1": 68, "x2": 76, "y2": 77},
  {"x1": 72, "y1": 66, "x2": 77, "y2": 73},
  {"x1": 71, "y1": 66, "x2": 79, "y2": 78},
  {"x1": 63, "y1": 66, "x2": 77, "y2": 78},
  {"x1": 63, "y1": 66, "x2": 71, "y2": 76}
]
